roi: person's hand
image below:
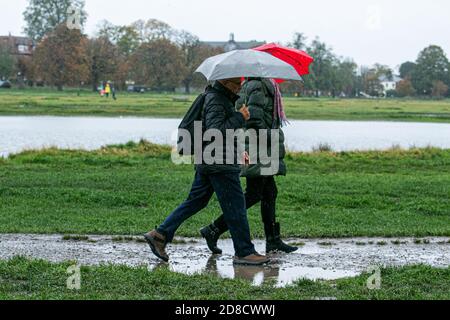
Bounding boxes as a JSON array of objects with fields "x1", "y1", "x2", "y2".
[
  {"x1": 242, "y1": 151, "x2": 250, "y2": 166},
  {"x1": 243, "y1": 151, "x2": 250, "y2": 166},
  {"x1": 239, "y1": 105, "x2": 250, "y2": 121}
]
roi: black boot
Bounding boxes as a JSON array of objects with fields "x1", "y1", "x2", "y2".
[
  {"x1": 265, "y1": 222, "x2": 298, "y2": 254},
  {"x1": 200, "y1": 224, "x2": 223, "y2": 254}
]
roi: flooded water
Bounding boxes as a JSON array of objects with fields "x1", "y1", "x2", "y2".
[
  {"x1": 0, "y1": 234, "x2": 448, "y2": 287},
  {"x1": 1, "y1": 116, "x2": 450, "y2": 157}
]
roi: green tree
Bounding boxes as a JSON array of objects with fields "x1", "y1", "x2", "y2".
[
  {"x1": 412, "y1": 45, "x2": 450, "y2": 96},
  {"x1": 96, "y1": 21, "x2": 140, "y2": 57},
  {"x1": 23, "y1": 0, "x2": 87, "y2": 41},
  {"x1": 290, "y1": 33, "x2": 308, "y2": 51},
  {"x1": 86, "y1": 37, "x2": 120, "y2": 91},
  {"x1": 0, "y1": 43, "x2": 14, "y2": 80},
  {"x1": 399, "y1": 61, "x2": 416, "y2": 79},
  {"x1": 373, "y1": 63, "x2": 393, "y2": 80},
  {"x1": 307, "y1": 38, "x2": 337, "y2": 97},
  {"x1": 95, "y1": 20, "x2": 117, "y2": 41},
  {"x1": 335, "y1": 59, "x2": 358, "y2": 97},
  {"x1": 129, "y1": 39, "x2": 186, "y2": 91}
]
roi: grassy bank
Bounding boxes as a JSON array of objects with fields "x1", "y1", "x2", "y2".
[
  {"x1": 1, "y1": 89, "x2": 450, "y2": 122},
  {"x1": 0, "y1": 257, "x2": 448, "y2": 300},
  {"x1": 0, "y1": 141, "x2": 449, "y2": 237}
]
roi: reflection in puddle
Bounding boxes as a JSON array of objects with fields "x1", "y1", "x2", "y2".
[
  {"x1": 202, "y1": 255, "x2": 357, "y2": 287},
  {"x1": 0, "y1": 234, "x2": 448, "y2": 288},
  {"x1": 151, "y1": 253, "x2": 358, "y2": 287}
]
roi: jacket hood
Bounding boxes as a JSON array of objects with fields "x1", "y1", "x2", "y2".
[{"x1": 212, "y1": 81, "x2": 240, "y2": 103}]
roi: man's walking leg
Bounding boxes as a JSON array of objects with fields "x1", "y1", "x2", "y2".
[
  {"x1": 201, "y1": 176, "x2": 265, "y2": 254},
  {"x1": 145, "y1": 172, "x2": 213, "y2": 261},
  {"x1": 209, "y1": 173, "x2": 269, "y2": 265}
]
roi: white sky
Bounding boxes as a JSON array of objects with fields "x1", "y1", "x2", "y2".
[{"x1": 1, "y1": 0, "x2": 449, "y2": 69}]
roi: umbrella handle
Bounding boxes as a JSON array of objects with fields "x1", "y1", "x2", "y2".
[{"x1": 244, "y1": 77, "x2": 249, "y2": 106}]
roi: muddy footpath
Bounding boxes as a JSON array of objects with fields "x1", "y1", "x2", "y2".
[{"x1": 0, "y1": 234, "x2": 448, "y2": 287}]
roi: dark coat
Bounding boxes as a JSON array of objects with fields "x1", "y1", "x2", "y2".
[
  {"x1": 195, "y1": 81, "x2": 246, "y2": 175},
  {"x1": 238, "y1": 78, "x2": 287, "y2": 177}
]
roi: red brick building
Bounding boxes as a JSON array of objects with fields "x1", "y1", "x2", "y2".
[{"x1": 0, "y1": 34, "x2": 35, "y2": 57}]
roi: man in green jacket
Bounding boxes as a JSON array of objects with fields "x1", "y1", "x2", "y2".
[{"x1": 201, "y1": 78, "x2": 298, "y2": 254}]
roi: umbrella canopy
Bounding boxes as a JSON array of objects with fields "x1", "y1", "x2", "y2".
[
  {"x1": 195, "y1": 49, "x2": 303, "y2": 81},
  {"x1": 253, "y1": 43, "x2": 314, "y2": 82}
]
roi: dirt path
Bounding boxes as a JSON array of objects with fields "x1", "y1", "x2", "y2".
[{"x1": 0, "y1": 234, "x2": 448, "y2": 287}]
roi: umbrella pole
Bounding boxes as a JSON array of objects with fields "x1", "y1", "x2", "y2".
[{"x1": 244, "y1": 77, "x2": 249, "y2": 106}]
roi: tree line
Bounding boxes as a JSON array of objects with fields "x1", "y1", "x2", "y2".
[
  {"x1": 0, "y1": 0, "x2": 449, "y2": 98},
  {"x1": 285, "y1": 33, "x2": 450, "y2": 98}
]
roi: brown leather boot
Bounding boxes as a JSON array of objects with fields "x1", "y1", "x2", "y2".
[
  {"x1": 233, "y1": 253, "x2": 270, "y2": 266},
  {"x1": 144, "y1": 230, "x2": 169, "y2": 262}
]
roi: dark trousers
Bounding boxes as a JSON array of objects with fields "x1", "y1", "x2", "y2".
[
  {"x1": 157, "y1": 171, "x2": 256, "y2": 258},
  {"x1": 213, "y1": 176, "x2": 278, "y2": 235}
]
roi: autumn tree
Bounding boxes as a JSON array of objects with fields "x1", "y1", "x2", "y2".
[
  {"x1": 396, "y1": 79, "x2": 416, "y2": 97},
  {"x1": 32, "y1": 24, "x2": 89, "y2": 90},
  {"x1": 23, "y1": 0, "x2": 87, "y2": 41},
  {"x1": 129, "y1": 39, "x2": 186, "y2": 91},
  {"x1": 431, "y1": 80, "x2": 448, "y2": 99}
]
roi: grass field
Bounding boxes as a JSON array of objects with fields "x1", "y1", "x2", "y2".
[
  {"x1": 0, "y1": 257, "x2": 449, "y2": 300},
  {"x1": 1, "y1": 142, "x2": 449, "y2": 300},
  {"x1": 0, "y1": 141, "x2": 449, "y2": 237},
  {"x1": 1, "y1": 88, "x2": 450, "y2": 122}
]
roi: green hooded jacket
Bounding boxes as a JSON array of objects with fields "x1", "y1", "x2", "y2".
[{"x1": 237, "y1": 78, "x2": 287, "y2": 177}]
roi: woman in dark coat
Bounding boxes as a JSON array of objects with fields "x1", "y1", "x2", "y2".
[{"x1": 201, "y1": 78, "x2": 297, "y2": 254}]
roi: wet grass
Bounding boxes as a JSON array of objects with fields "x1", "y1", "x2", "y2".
[
  {"x1": 317, "y1": 242, "x2": 336, "y2": 246},
  {"x1": 391, "y1": 240, "x2": 408, "y2": 245},
  {"x1": 0, "y1": 257, "x2": 448, "y2": 300},
  {"x1": 288, "y1": 242, "x2": 306, "y2": 247},
  {"x1": 62, "y1": 235, "x2": 90, "y2": 242},
  {"x1": 0, "y1": 89, "x2": 450, "y2": 122},
  {"x1": 0, "y1": 141, "x2": 449, "y2": 238}
]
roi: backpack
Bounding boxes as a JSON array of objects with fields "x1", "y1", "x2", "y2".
[{"x1": 177, "y1": 86, "x2": 212, "y2": 156}]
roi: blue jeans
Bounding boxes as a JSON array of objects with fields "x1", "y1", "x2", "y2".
[{"x1": 157, "y1": 171, "x2": 256, "y2": 258}]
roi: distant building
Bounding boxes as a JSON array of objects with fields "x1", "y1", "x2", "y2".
[
  {"x1": 379, "y1": 75, "x2": 402, "y2": 96},
  {"x1": 203, "y1": 33, "x2": 265, "y2": 52},
  {"x1": 0, "y1": 34, "x2": 35, "y2": 57}
]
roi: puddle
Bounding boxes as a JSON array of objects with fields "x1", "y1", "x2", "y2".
[{"x1": 0, "y1": 234, "x2": 448, "y2": 287}]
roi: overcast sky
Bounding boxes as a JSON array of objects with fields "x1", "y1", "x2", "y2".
[{"x1": 1, "y1": 0, "x2": 449, "y2": 69}]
